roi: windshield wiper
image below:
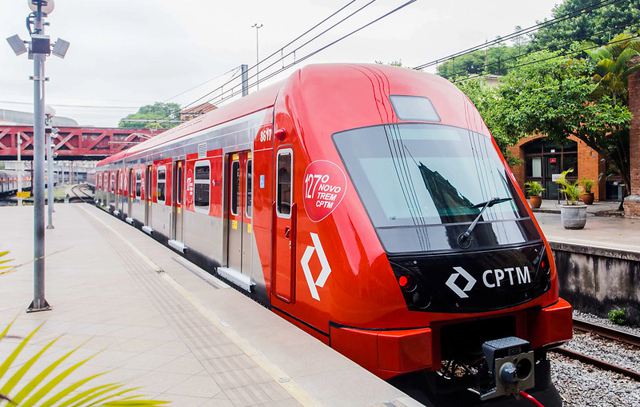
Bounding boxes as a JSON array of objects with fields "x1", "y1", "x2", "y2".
[{"x1": 457, "y1": 197, "x2": 513, "y2": 248}]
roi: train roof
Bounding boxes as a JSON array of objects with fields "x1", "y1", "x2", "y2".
[
  {"x1": 97, "y1": 79, "x2": 282, "y2": 166},
  {"x1": 98, "y1": 63, "x2": 487, "y2": 167}
]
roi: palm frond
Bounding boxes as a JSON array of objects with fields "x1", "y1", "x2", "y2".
[
  {"x1": 21, "y1": 354, "x2": 101, "y2": 405},
  {"x1": 0, "y1": 336, "x2": 60, "y2": 397},
  {"x1": 0, "y1": 251, "x2": 15, "y2": 275},
  {"x1": 61, "y1": 384, "x2": 126, "y2": 407},
  {"x1": 11, "y1": 343, "x2": 82, "y2": 404},
  {"x1": 0, "y1": 322, "x2": 168, "y2": 406},
  {"x1": 0, "y1": 324, "x2": 43, "y2": 380}
]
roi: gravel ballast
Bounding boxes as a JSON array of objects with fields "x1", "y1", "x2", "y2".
[
  {"x1": 574, "y1": 310, "x2": 640, "y2": 336},
  {"x1": 550, "y1": 353, "x2": 640, "y2": 407},
  {"x1": 563, "y1": 331, "x2": 640, "y2": 373}
]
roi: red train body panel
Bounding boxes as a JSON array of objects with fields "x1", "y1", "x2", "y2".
[{"x1": 96, "y1": 64, "x2": 572, "y2": 397}]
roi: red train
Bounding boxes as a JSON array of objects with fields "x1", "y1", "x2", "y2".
[{"x1": 96, "y1": 64, "x2": 572, "y2": 405}]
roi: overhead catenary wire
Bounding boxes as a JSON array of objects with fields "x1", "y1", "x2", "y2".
[
  {"x1": 178, "y1": 0, "x2": 364, "y2": 112},
  {"x1": 443, "y1": 20, "x2": 635, "y2": 80},
  {"x1": 0, "y1": 100, "x2": 141, "y2": 109},
  {"x1": 451, "y1": 33, "x2": 640, "y2": 85},
  {"x1": 204, "y1": 0, "x2": 417, "y2": 109},
  {"x1": 161, "y1": 65, "x2": 242, "y2": 103},
  {"x1": 413, "y1": 0, "x2": 628, "y2": 71}
]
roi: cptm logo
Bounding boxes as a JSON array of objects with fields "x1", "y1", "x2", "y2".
[
  {"x1": 300, "y1": 233, "x2": 332, "y2": 301},
  {"x1": 446, "y1": 265, "x2": 533, "y2": 299}
]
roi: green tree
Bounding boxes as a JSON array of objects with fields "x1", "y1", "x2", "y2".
[
  {"x1": 437, "y1": 45, "x2": 526, "y2": 79},
  {"x1": 119, "y1": 102, "x2": 181, "y2": 130},
  {"x1": 586, "y1": 33, "x2": 640, "y2": 104},
  {"x1": 455, "y1": 79, "x2": 519, "y2": 156},
  {"x1": 530, "y1": 0, "x2": 640, "y2": 51},
  {"x1": 491, "y1": 49, "x2": 632, "y2": 195}
]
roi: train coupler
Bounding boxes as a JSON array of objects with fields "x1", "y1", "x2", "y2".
[{"x1": 474, "y1": 336, "x2": 535, "y2": 401}]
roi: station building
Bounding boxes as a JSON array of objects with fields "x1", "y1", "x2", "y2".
[
  {"x1": 470, "y1": 74, "x2": 632, "y2": 204},
  {"x1": 503, "y1": 63, "x2": 640, "y2": 214},
  {"x1": 507, "y1": 136, "x2": 615, "y2": 202}
]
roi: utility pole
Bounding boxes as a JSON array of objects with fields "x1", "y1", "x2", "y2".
[
  {"x1": 17, "y1": 135, "x2": 23, "y2": 207},
  {"x1": 30, "y1": 2, "x2": 49, "y2": 311},
  {"x1": 241, "y1": 64, "x2": 249, "y2": 96},
  {"x1": 7, "y1": 0, "x2": 70, "y2": 313},
  {"x1": 251, "y1": 23, "x2": 263, "y2": 90}
]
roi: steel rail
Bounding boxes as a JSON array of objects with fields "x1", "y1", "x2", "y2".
[
  {"x1": 551, "y1": 347, "x2": 640, "y2": 381},
  {"x1": 572, "y1": 318, "x2": 640, "y2": 348},
  {"x1": 70, "y1": 184, "x2": 92, "y2": 202}
]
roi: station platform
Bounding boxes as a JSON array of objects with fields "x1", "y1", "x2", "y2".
[
  {"x1": 534, "y1": 211, "x2": 640, "y2": 253},
  {"x1": 0, "y1": 204, "x2": 418, "y2": 407}
]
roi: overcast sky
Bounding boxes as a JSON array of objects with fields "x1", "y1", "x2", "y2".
[{"x1": 1, "y1": 0, "x2": 561, "y2": 127}]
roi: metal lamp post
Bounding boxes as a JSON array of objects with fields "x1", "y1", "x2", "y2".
[
  {"x1": 6, "y1": 0, "x2": 70, "y2": 313},
  {"x1": 251, "y1": 23, "x2": 263, "y2": 90}
]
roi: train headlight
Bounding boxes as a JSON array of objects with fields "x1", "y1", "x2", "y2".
[{"x1": 391, "y1": 262, "x2": 431, "y2": 309}]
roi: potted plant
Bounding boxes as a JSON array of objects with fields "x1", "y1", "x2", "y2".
[
  {"x1": 555, "y1": 169, "x2": 587, "y2": 229},
  {"x1": 524, "y1": 181, "x2": 545, "y2": 208},
  {"x1": 580, "y1": 178, "x2": 595, "y2": 205}
]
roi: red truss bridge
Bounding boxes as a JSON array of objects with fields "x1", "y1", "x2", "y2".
[{"x1": 0, "y1": 126, "x2": 162, "y2": 160}]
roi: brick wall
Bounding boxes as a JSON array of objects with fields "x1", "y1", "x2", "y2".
[
  {"x1": 576, "y1": 138, "x2": 605, "y2": 201},
  {"x1": 508, "y1": 134, "x2": 604, "y2": 200},
  {"x1": 624, "y1": 59, "x2": 640, "y2": 217},
  {"x1": 508, "y1": 144, "x2": 525, "y2": 187}
]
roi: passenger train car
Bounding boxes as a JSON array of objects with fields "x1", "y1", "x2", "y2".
[
  {"x1": 96, "y1": 64, "x2": 572, "y2": 405},
  {"x1": 0, "y1": 171, "x2": 31, "y2": 195}
]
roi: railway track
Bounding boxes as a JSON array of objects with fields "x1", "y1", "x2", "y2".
[
  {"x1": 551, "y1": 318, "x2": 640, "y2": 381},
  {"x1": 70, "y1": 184, "x2": 93, "y2": 202},
  {"x1": 572, "y1": 318, "x2": 640, "y2": 348}
]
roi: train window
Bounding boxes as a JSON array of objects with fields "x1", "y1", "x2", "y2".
[
  {"x1": 129, "y1": 169, "x2": 134, "y2": 197},
  {"x1": 276, "y1": 149, "x2": 292, "y2": 217},
  {"x1": 390, "y1": 95, "x2": 440, "y2": 122},
  {"x1": 334, "y1": 124, "x2": 533, "y2": 253},
  {"x1": 157, "y1": 167, "x2": 166, "y2": 203},
  {"x1": 176, "y1": 165, "x2": 182, "y2": 205},
  {"x1": 246, "y1": 159, "x2": 252, "y2": 218},
  {"x1": 231, "y1": 160, "x2": 240, "y2": 216},
  {"x1": 194, "y1": 161, "x2": 210, "y2": 213},
  {"x1": 135, "y1": 170, "x2": 142, "y2": 198},
  {"x1": 334, "y1": 124, "x2": 526, "y2": 226},
  {"x1": 145, "y1": 166, "x2": 152, "y2": 201}
]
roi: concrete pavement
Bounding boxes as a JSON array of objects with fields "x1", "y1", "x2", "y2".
[
  {"x1": 0, "y1": 204, "x2": 418, "y2": 407},
  {"x1": 534, "y1": 211, "x2": 640, "y2": 253}
]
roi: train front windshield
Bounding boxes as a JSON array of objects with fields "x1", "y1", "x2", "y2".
[{"x1": 334, "y1": 124, "x2": 539, "y2": 254}]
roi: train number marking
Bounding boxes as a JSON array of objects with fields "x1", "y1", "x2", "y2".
[
  {"x1": 446, "y1": 267, "x2": 477, "y2": 299},
  {"x1": 259, "y1": 128, "x2": 272, "y2": 143},
  {"x1": 301, "y1": 232, "x2": 331, "y2": 301}
]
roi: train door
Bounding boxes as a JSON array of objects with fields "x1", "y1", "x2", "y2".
[
  {"x1": 171, "y1": 160, "x2": 184, "y2": 243},
  {"x1": 119, "y1": 170, "x2": 126, "y2": 214},
  {"x1": 242, "y1": 153, "x2": 253, "y2": 274},
  {"x1": 128, "y1": 168, "x2": 134, "y2": 216},
  {"x1": 109, "y1": 171, "x2": 116, "y2": 209},
  {"x1": 145, "y1": 165, "x2": 152, "y2": 226},
  {"x1": 273, "y1": 147, "x2": 295, "y2": 302},
  {"x1": 116, "y1": 170, "x2": 121, "y2": 210},
  {"x1": 226, "y1": 152, "x2": 247, "y2": 272}
]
